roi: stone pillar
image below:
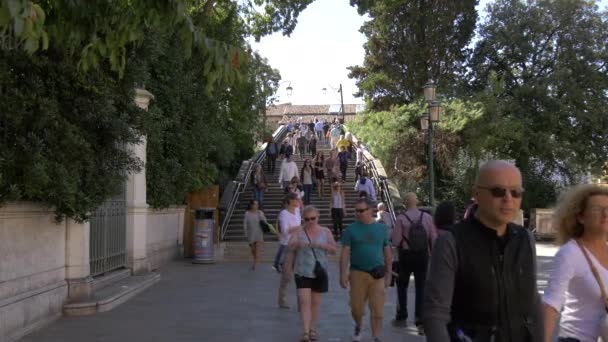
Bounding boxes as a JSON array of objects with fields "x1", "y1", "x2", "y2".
[
  {"x1": 513, "y1": 209, "x2": 525, "y2": 226},
  {"x1": 126, "y1": 88, "x2": 154, "y2": 275},
  {"x1": 65, "y1": 219, "x2": 92, "y2": 300}
]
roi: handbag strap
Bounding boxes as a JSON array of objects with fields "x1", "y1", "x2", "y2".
[
  {"x1": 575, "y1": 239, "x2": 608, "y2": 306},
  {"x1": 303, "y1": 228, "x2": 319, "y2": 262}
]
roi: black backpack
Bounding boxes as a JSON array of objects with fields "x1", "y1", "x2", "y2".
[{"x1": 402, "y1": 212, "x2": 428, "y2": 253}]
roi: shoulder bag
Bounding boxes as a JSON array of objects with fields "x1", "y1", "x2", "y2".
[
  {"x1": 575, "y1": 239, "x2": 608, "y2": 340},
  {"x1": 303, "y1": 229, "x2": 329, "y2": 293}
]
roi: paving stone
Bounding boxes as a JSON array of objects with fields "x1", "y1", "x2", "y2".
[{"x1": 20, "y1": 244, "x2": 557, "y2": 342}]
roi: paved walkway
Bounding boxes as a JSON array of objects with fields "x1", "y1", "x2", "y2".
[{"x1": 21, "y1": 243, "x2": 559, "y2": 342}]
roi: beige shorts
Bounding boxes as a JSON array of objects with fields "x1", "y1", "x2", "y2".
[{"x1": 349, "y1": 269, "x2": 385, "y2": 322}]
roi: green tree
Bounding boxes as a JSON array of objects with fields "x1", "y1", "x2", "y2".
[
  {"x1": 469, "y1": 0, "x2": 608, "y2": 196},
  {"x1": 0, "y1": 0, "x2": 314, "y2": 81},
  {"x1": 127, "y1": 3, "x2": 280, "y2": 208},
  {"x1": 0, "y1": 0, "x2": 285, "y2": 218},
  {"x1": 349, "y1": 100, "x2": 483, "y2": 205},
  {"x1": 348, "y1": 0, "x2": 478, "y2": 110},
  {"x1": 0, "y1": 48, "x2": 144, "y2": 221}
]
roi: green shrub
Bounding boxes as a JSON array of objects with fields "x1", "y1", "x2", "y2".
[{"x1": 0, "y1": 49, "x2": 144, "y2": 221}]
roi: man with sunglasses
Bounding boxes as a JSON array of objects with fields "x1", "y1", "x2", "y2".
[
  {"x1": 423, "y1": 160, "x2": 543, "y2": 342},
  {"x1": 340, "y1": 198, "x2": 392, "y2": 342}
]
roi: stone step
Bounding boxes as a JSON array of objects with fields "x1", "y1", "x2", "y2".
[
  {"x1": 225, "y1": 213, "x2": 366, "y2": 224},
  {"x1": 223, "y1": 146, "x2": 371, "y2": 249},
  {"x1": 225, "y1": 220, "x2": 357, "y2": 231},
  {"x1": 63, "y1": 272, "x2": 160, "y2": 316},
  {"x1": 232, "y1": 200, "x2": 364, "y2": 209},
  {"x1": 221, "y1": 241, "x2": 344, "y2": 262},
  {"x1": 241, "y1": 193, "x2": 361, "y2": 198}
]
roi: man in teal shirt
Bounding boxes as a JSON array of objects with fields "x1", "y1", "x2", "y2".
[{"x1": 340, "y1": 198, "x2": 392, "y2": 342}]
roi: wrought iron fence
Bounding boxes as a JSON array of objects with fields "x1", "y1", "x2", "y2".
[{"x1": 89, "y1": 192, "x2": 127, "y2": 276}]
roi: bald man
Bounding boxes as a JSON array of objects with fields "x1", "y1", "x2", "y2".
[
  {"x1": 391, "y1": 192, "x2": 438, "y2": 331},
  {"x1": 423, "y1": 161, "x2": 543, "y2": 342}
]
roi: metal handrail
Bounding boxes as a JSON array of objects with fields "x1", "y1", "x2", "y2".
[
  {"x1": 351, "y1": 137, "x2": 398, "y2": 224},
  {"x1": 219, "y1": 125, "x2": 288, "y2": 240}
]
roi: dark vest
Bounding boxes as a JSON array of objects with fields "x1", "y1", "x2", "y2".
[{"x1": 449, "y1": 218, "x2": 538, "y2": 342}]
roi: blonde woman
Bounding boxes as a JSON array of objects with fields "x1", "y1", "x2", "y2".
[
  {"x1": 543, "y1": 184, "x2": 608, "y2": 342},
  {"x1": 284, "y1": 206, "x2": 337, "y2": 342}
]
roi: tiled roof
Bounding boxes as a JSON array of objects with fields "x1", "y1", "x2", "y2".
[{"x1": 266, "y1": 103, "x2": 362, "y2": 116}]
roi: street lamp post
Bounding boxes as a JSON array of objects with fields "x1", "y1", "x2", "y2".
[
  {"x1": 322, "y1": 83, "x2": 345, "y2": 124},
  {"x1": 339, "y1": 83, "x2": 345, "y2": 124},
  {"x1": 421, "y1": 80, "x2": 441, "y2": 206},
  {"x1": 265, "y1": 81, "x2": 293, "y2": 131}
]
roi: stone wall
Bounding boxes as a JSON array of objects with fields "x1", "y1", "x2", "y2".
[
  {"x1": 267, "y1": 113, "x2": 358, "y2": 128},
  {"x1": 531, "y1": 208, "x2": 555, "y2": 237},
  {"x1": 0, "y1": 203, "x2": 69, "y2": 342},
  {"x1": 146, "y1": 207, "x2": 186, "y2": 270}
]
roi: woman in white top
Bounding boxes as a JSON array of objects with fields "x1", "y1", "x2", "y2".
[
  {"x1": 243, "y1": 199, "x2": 267, "y2": 270},
  {"x1": 276, "y1": 192, "x2": 302, "y2": 309},
  {"x1": 329, "y1": 182, "x2": 346, "y2": 238},
  {"x1": 543, "y1": 184, "x2": 608, "y2": 342}
]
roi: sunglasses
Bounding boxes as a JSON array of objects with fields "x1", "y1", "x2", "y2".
[
  {"x1": 587, "y1": 206, "x2": 608, "y2": 216},
  {"x1": 477, "y1": 186, "x2": 524, "y2": 198},
  {"x1": 303, "y1": 217, "x2": 318, "y2": 222},
  {"x1": 355, "y1": 208, "x2": 369, "y2": 213}
]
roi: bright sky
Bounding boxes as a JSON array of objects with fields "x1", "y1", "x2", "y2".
[{"x1": 251, "y1": 0, "x2": 608, "y2": 105}]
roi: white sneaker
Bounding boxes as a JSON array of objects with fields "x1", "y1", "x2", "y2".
[{"x1": 352, "y1": 326, "x2": 362, "y2": 342}]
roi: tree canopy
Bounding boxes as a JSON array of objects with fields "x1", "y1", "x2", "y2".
[
  {"x1": 348, "y1": 0, "x2": 478, "y2": 110},
  {"x1": 469, "y1": 0, "x2": 608, "y2": 180},
  {"x1": 0, "y1": 0, "x2": 313, "y2": 80},
  {"x1": 0, "y1": 0, "x2": 297, "y2": 220},
  {"x1": 349, "y1": 0, "x2": 608, "y2": 211}
]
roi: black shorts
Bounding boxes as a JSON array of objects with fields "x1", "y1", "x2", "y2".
[{"x1": 294, "y1": 275, "x2": 326, "y2": 293}]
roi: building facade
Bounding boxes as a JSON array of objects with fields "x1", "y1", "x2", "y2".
[{"x1": 265, "y1": 103, "x2": 365, "y2": 128}]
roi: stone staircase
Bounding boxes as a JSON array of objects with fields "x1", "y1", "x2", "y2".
[
  {"x1": 222, "y1": 140, "x2": 384, "y2": 263},
  {"x1": 221, "y1": 142, "x2": 366, "y2": 261},
  {"x1": 223, "y1": 142, "x2": 359, "y2": 240}
]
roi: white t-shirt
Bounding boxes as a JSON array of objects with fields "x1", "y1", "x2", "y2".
[
  {"x1": 279, "y1": 160, "x2": 298, "y2": 184},
  {"x1": 543, "y1": 239, "x2": 608, "y2": 342},
  {"x1": 314, "y1": 121, "x2": 324, "y2": 132},
  {"x1": 331, "y1": 193, "x2": 344, "y2": 209},
  {"x1": 355, "y1": 147, "x2": 364, "y2": 163},
  {"x1": 278, "y1": 208, "x2": 301, "y2": 245}
]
